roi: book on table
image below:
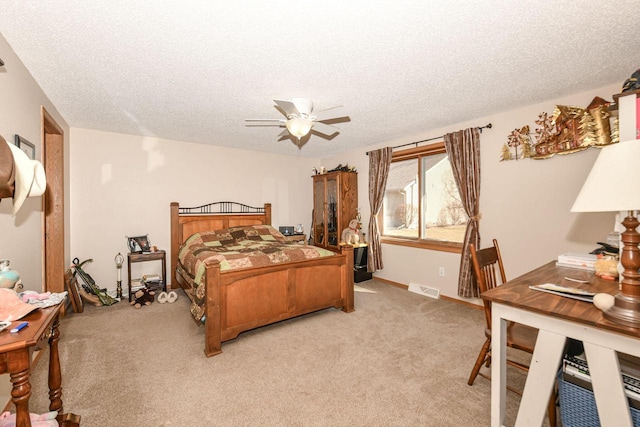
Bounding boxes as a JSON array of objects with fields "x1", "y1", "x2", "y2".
[
  {"x1": 528, "y1": 283, "x2": 595, "y2": 302},
  {"x1": 557, "y1": 252, "x2": 597, "y2": 270}
]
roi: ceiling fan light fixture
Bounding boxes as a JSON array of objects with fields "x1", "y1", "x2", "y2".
[{"x1": 285, "y1": 118, "x2": 313, "y2": 138}]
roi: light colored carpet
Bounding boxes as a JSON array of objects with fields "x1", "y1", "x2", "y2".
[
  {"x1": 25, "y1": 280, "x2": 539, "y2": 426},
  {"x1": 354, "y1": 284, "x2": 376, "y2": 293}
]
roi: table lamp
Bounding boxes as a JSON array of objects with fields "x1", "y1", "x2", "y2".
[
  {"x1": 114, "y1": 252, "x2": 124, "y2": 300},
  {"x1": 571, "y1": 139, "x2": 640, "y2": 327}
]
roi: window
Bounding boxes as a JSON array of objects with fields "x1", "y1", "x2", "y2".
[{"x1": 381, "y1": 142, "x2": 467, "y2": 252}]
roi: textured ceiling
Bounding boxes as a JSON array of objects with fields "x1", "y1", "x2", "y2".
[{"x1": 1, "y1": 1, "x2": 638, "y2": 158}]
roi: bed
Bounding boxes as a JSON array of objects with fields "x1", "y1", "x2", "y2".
[{"x1": 170, "y1": 201, "x2": 354, "y2": 357}]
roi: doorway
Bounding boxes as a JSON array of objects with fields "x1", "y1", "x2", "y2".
[{"x1": 42, "y1": 107, "x2": 65, "y2": 293}]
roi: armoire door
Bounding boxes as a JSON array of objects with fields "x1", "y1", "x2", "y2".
[
  {"x1": 326, "y1": 174, "x2": 339, "y2": 247},
  {"x1": 313, "y1": 178, "x2": 326, "y2": 246}
]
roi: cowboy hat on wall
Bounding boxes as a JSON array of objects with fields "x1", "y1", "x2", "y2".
[{"x1": 0, "y1": 134, "x2": 47, "y2": 216}]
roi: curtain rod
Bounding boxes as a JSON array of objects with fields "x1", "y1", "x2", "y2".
[{"x1": 366, "y1": 123, "x2": 492, "y2": 155}]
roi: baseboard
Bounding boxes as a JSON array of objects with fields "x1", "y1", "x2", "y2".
[
  {"x1": 372, "y1": 275, "x2": 408, "y2": 290},
  {"x1": 372, "y1": 275, "x2": 482, "y2": 310}
]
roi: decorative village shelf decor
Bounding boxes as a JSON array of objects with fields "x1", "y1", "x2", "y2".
[{"x1": 500, "y1": 96, "x2": 619, "y2": 161}]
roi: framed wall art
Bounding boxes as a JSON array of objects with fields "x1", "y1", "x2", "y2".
[{"x1": 14, "y1": 135, "x2": 35, "y2": 159}]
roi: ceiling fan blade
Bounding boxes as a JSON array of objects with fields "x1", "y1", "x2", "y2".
[
  {"x1": 311, "y1": 122, "x2": 339, "y2": 136},
  {"x1": 314, "y1": 105, "x2": 347, "y2": 122},
  {"x1": 291, "y1": 98, "x2": 313, "y2": 116},
  {"x1": 245, "y1": 119, "x2": 285, "y2": 127},
  {"x1": 273, "y1": 99, "x2": 299, "y2": 118}
]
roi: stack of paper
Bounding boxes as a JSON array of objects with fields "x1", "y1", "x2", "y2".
[{"x1": 557, "y1": 253, "x2": 597, "y2": 271}]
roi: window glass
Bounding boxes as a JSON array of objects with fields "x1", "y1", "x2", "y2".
[
  {"x1": 383, "y1": 159, "x2": 418, "y2": 238},
  {"x1": 421, "y1": 154, "x2": 467, "y2": 242},
  {"x1": 381, "y1": 144, "x2": 467, "y2": 248}
]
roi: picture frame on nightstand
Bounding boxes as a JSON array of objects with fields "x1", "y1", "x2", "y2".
[{"x1": 126, "y1": 235, "x2": 151, "y2": 253}]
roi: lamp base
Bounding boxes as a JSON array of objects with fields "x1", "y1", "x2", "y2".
[
  {"x1": 603, "y1": 293, "x2": 640, "y2": 327},
  {"x1": 603, "y1": 212, "x2": 640, "y2": 327}
]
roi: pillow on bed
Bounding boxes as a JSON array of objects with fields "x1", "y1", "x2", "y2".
[
  {"x1": 227, "y1": 225, "x2": 287, "y2": 243},
  {"x1": 183, "y1": 225, "x2": 287, "y2": 248},
  {"x1": 193, "y1": 230, "x2": 234, "y2": 246}
]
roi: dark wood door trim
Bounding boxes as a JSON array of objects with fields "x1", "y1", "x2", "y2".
[{"x1": 42, "y1": 107, "x2": 65, "y2": 293}]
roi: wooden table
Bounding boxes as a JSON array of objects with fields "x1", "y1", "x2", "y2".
[
  {"x1": 482, "y1": 261, "x2": 640, "y2": 427},
  {"x1": 0, "y1": 304, "x2": 80, "y2": 426}
]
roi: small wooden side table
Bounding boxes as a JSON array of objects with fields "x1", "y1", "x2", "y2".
[
  {"x1": 0, "y1": 303, "x2": 80, "y2": 426},
  {"x1": 127, "y1": 250, "x2": 167, "y2": 302}
]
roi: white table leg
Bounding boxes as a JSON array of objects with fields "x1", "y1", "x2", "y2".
[
  {"x1": 492, "y1": 305, "x2": 508, "y2": 427},
  {"x1": 584, "y1": 342, "x2": 633, "y2": 427},
  {"x1": 488, "y1": 292, "x2": 640, "y2": 427},
  {"x1": 514, "y1": 329, "x2": 565, "y2": 427}
]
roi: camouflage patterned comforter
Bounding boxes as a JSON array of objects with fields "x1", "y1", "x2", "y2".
[{"x1": 177, "y1": 225, "x2": 335, "y2": 321}]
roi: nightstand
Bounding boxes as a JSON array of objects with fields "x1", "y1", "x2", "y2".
[
  {"x1": 127, "y1": 250, "x2": 167, "y2": 301},
  {"x1": 283, "y1": 234, "x2": 306, "y2": 244},
  {"x1": 353, "y1": 244, "x2": 372, "y2": 282}
]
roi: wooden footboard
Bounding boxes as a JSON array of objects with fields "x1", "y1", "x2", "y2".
[
  {"x1": 170, "y1": 201, "x2": 354, "y2": 357},
  {"x1": 201, "y1": 245, "x2": 353, "y2": 357}
]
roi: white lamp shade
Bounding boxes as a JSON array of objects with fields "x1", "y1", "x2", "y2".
[
  {"x1": 285, "y1": 118, "x2": 313, "y2": 138},
  {"x1": 571, "y1": 139, "x2": 640, "y2": 213}
]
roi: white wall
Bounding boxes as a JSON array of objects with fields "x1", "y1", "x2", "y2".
[
  {"x1": 324, "y1": 83, "x2": 619, "y2": 303},
  {"x1": 69, "y1": 128, "x2": 318, "y2": 294},
  {"x1": 2, "y1": 24, "x2": 621, "y2": 307},
  {"x1": 0, "y1": 31, "x2": 70, "y2": 408},
  {"x1": 0, "y1": 33, "x2": 70, "y2": 292}
]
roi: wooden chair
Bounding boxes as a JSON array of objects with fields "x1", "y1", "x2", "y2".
[{"x1": 467, "y1": 239, "x2": 557, "y2": 426}]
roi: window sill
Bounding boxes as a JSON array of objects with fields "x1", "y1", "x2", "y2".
[{"x1": 380, "y1": 237, "x2": 463, "y2": 254}]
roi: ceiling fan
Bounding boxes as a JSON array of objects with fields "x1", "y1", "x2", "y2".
[{"x1": 245, "y1": 98, "x2": 348, "y2": 146}]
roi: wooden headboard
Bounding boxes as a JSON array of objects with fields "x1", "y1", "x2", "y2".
[{"x1": 169, "y1": 201, "x2": 272, "y2": 287}]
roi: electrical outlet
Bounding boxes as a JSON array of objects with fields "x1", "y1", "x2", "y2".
[{"x1": 438, "y1": 267, "x2": 445, "y2": 277}]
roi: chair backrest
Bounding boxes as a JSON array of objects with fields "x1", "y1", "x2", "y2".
[{"x1": 469, "y1": 239, "x2": 507, "y2": 329}]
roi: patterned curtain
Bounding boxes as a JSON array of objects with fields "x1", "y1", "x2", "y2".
[
  {"x1": 444, "y1": 128, "x2": 481, "y2": 298},
  {"x1": 367, "y1": 147, "x2": 393, "y2": 273}
]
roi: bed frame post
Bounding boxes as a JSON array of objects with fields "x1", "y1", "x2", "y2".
[
  {"x1": 341, "y1": 245, "x2": 355, "y2": 313},
  {"x1": 264, "y1": 203, "x2": 272, "y2": 225},
  {"x1": 170, "y1": 202, "x2": 180, "y2": 289},
  {"x1": 204, "y1": 259, "x2": 223, "y2": 357}
]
